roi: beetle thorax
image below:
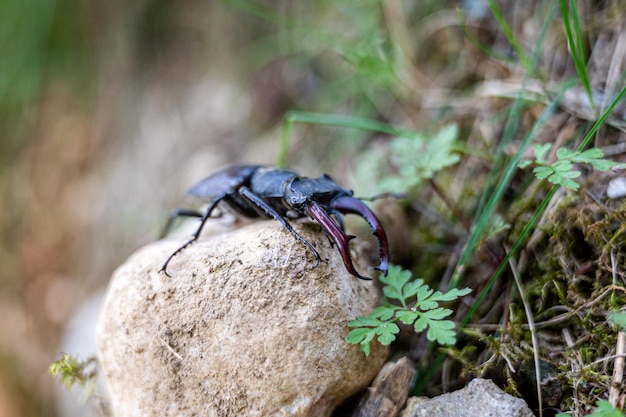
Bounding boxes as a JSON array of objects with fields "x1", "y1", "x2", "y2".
[{"x1": 287, "y1": 175, "x2": 352, "y2": 209}]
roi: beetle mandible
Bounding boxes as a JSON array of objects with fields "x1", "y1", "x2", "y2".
[{"x1": 159, "y1": 164, "x2": 389, "y2": 280}]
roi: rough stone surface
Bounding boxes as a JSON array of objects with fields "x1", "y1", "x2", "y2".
[
  {"x1": 97, "y1": 220, "x2": 388, "y2": 417},
  {"x1": 400, "y1": 378, "x2": 534, "y2": 417},
  {"x1": 352, "y1": 356, "x2": 415, "y2": 417}
]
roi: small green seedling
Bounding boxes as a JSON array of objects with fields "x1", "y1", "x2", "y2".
[
  {"x1": 346, "y1": 264, "x2": 471, "y2": 356},
  {"x1": 608, "y1": 311, "x2": 626, "y2": 330},
  {"x1": 378, "y1": 124, "x2": 461, "y2": 194},
  {"x1": 49, "y1": 353, "x2": 97, "y2": 401},
  {"x1": 519, "y1": 144, "x2": 626, "y2": 190}
]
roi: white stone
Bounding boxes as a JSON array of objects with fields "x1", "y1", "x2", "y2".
[
  {"x1": 400, "y1": 378, "x2": 533, "y2": 417},
  {"x1": 97, "y1": 221, "x2": 387, "y2": 417},
  {"x1": 607, "y1": 177, "x2": 626, "y2": 199}
]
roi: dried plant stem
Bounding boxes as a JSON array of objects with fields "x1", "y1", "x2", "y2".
[{"x1": 508, "y1": 252, "x2": 543, "y2": 417}]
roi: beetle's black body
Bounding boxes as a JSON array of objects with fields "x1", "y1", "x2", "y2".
[{"x1": 160, "y1": 164, "x2": 389, "y2": 280}]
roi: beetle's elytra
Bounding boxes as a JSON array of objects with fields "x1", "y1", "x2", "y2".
[{"x1": 159, "y1": 164, "x2": 389, "y2": 280}]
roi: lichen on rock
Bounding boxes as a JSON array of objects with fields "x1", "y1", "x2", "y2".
[{"x1": 97, "y1": 220, "x2": 388, "y2": 417}]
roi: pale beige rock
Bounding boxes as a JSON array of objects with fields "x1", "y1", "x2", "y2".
[
  {"x1": 97, "y1": 220, "x2": 388, "y2": 417},
  {"x1": 400, "y1": 378, "x2": 534, "y2": 417}
]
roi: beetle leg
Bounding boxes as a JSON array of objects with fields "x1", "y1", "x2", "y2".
[
  {"x1": 328, "y1": 209, "x2": 346, "y2": 231},
  {"x1": 159, "y1": 208, "x2": 204, "y2": 239},
  {"x1": 330, "y1": 196, "x2": 389, "y2": 277},
  {"x1": 317, "y1": 228, "x2": 336, "y2": 249},
  {"x1": 239, "y1": 187, "x2": 321, "y2": 268},
  {"x1": 160, "y1": 193, "x2": 227, "y2": 276},
  {"x1": 306, "y1": 202, "x2": 371, "y2": 280}
]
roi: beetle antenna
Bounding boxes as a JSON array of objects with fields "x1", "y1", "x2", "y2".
[{"x1": 357, "y1": 192, "x2": 407, "y2": 202}]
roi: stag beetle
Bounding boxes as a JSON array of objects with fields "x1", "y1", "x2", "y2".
[{"x1": 159, "y1": 164, "x2": 389, "y2": 280}]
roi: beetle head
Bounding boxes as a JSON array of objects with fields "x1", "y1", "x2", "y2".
[{"x1": 284, "y1": 186, "x2": 308, "y2": 210}]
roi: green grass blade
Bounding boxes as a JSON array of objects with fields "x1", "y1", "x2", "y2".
[
  {"x1": 577, "y1": 83, "x2": 626, "y2": 151},
  {"x1": 470, "y1": 0, "x2": 557, "y2": 220},
  {"x1": 559, "y1": 0, "x2": 594, "y2": 110},
  {"x1": 284, "y1": 111, "x2": 406, "y2": 135},
  {"x1": 277, "y1": 111, "x2": 411, "y2": 166},
  {"x1": 456, "y1": 7, "x2": 512, "y2": 63},
  {"x1": 421, "y1": 83, "x2": 626, "y2": 396},
  {"x1": 486, "y1": 0, "x2": 532, "y2": 74},
  {"x1": 462, "y1": 187, "x2": 557, "y2": 329},
  {"x1": 457, "y1": 84, "x2": 626, "y2": 360},
  {"x1": 448, "y1": 82, "x2": 566, "y2": 287},
  {"x1": 413, "y1": 96, "x2": 563, "y2": 395}
]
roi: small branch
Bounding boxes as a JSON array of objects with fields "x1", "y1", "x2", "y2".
[
  {"x1": 609, "y1": 249, "x2": 624, "y2": 407},
  {"x1": 609, "y1": 332, "x2": 625, "y2": 407}
]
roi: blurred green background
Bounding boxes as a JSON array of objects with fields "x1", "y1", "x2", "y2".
[
  {"x1": 2, "y1": 0, "x2": 623, "y2": 415},
  {"x1": 4, "y1": 1, "x2": 445, "y2": 414}
]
